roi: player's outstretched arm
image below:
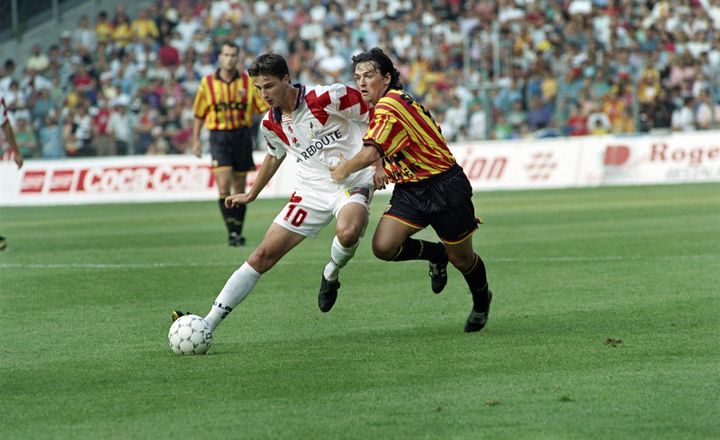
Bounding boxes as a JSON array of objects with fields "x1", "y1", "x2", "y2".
[
  {"x1": 2, "y1": 122, "x2": 23, "y2": 169},
  {"x1": 225, "y1": 154, "x2": 285, "y2": 208},
  {"x1": 331, "y1": 146, "x2": 380, "y2": 182}
]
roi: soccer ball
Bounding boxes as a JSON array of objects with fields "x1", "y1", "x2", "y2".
[{"x1": 168, "y1": 314, "x2": 213, "y2": 355}]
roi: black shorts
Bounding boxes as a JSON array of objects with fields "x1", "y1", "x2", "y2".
[
  {"x1": 209, "y1": 128, "x2": 255, "y2": 173},
  {"x1": 384, "y1": 165, "x2": 480, "y2": 244}
]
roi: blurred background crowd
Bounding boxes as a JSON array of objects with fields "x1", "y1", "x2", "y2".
[{"x1": 2, "y1": 0, "x2": 720, "y2": 160}]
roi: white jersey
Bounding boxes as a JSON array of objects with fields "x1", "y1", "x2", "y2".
[{"x1": 260, "y1": 83, "x2": 372, "y2": 186}]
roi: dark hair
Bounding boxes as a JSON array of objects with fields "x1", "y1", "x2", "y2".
[
  {"x1": 221, "y1": 41, "x2": 239, "y2": 53},
  {"x1": 247, "y1": 53, "x2": 289, "y2": 79},
  {"x1": 351, "y1": 47, "x2": 402, "y2": 90}
]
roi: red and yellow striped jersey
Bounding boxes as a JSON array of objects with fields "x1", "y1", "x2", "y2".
[
  {"x1": 193, "y1": 69, "x2": 268, "y2": 131},
  {"x1": 363, "y1": 89, "x2": 456, "y2": 183}
]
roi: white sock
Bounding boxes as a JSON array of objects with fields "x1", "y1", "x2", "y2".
[
  {"x1": 322, "y1": 236, "x2": 359, "y2": 281},
  {"x1": 204, "y1": 262, "x2": 261, "y2": 332}
]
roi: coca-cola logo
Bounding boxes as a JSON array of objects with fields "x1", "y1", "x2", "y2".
[
  {"x1": 20, "y1": 170, "x2": 46, "y2": 193},
  {"x1": 20, "y1": 165, "x2": 216, "y2": 194}
]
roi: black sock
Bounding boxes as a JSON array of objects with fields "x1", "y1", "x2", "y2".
[
  {"x1": 391, "y1": 239, "x2": 445, "y2": 263},
  {"x1": 218, "y1": 199, "x2": 231, "y2": 234},
  {"x1": 231, "y1": 204, "x2": 246, "y2": 237},
  {"x1": 218, "y1": 199, "x2": 245, "y2": 237},
  {"x1": 462, "y1": 254, "x2": 489, "y2": 310}
]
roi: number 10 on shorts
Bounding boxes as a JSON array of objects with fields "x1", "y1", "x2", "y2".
[{"x1": 284, "y1": 204, "x2": 307, "y2": 226}]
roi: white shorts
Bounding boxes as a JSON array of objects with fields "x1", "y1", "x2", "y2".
[{"x1": 273, "y1": 172, "x2": 373, "y2": 238}]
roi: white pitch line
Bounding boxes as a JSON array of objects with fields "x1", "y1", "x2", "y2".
[{"x1": 0, "y1": 254, "x2": 717, "y2": 270}]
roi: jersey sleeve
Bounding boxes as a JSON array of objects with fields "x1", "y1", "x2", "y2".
[
  {"x1": 363, "y1": 100, "x2": 408, "y2": 157},
  {"x1": 260, "y1": 114, "x2": 288, "y2": 159},
  {"x1": 326, "y1": 83, "x2": 369, "y2": 123},
  {"x1": 192, "y1": 77, "x2": 210, "y2": 119}
]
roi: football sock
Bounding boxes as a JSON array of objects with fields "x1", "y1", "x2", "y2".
[
  {"x1": 219, "y1": 199, "x2": 245, "y2": 237},
  {"x1": 462, "y1": 254, "x2": 489, "y2": 311},
  {"x1": 323, "y1": 236, "x2": 359, "y2": 281},
  {"x1": 231, "y1": 204, "x2": 246, "y2": 237},
  {"x1": 204, "y1": 262, "x2": 261, "y2": 331},
  {"x1": 391, "y1": 238, "x2": 445, "y2": 263}
]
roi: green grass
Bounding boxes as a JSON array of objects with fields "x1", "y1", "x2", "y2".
[{"x1": 1, "y1": 183, "x2": 719, "y2": 439}]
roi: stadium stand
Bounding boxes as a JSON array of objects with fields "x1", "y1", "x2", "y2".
[{"x1": 2, "y1": 0, "x2": 720, "y2": 160}]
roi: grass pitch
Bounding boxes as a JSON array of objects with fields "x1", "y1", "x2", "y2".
[{"x1": 1, "y1": 183, "x2": 719, "y2": 439}]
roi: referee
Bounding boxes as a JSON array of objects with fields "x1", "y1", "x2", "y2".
[{"x1": 192, "y1": 41, "x2": 268, "y2": 246}]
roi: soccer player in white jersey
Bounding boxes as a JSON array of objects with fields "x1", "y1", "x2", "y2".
[
  {"x1": 1, "y1": 97, "x2": 24, "y2": 251},
  {"x1": 172, "y1": 53, "x2": 386, "y2": 334}
]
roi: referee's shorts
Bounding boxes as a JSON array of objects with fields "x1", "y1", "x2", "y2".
[{"x1": 209, "y1": 128, "x2": 255, "y2": 173}]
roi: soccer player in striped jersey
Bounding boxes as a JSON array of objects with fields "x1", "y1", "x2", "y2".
[
  {"x1": 192, "y1": 41, "x2": 268, "y2": 247},
  {"x1": 173, "y1": 53, "x2": 386, "y2": 334},
  {"x1": 331, "y1": 48, "x2": 493, "y2": 333}
]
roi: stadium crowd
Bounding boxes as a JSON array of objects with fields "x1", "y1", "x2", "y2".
[{"x1": 2, "y1": 0, "x2": 720, "y2": 159}]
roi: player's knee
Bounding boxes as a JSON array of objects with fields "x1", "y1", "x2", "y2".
[
  {"x1": 371, "y1": 240, "x2": 396, "y2": 261},
  {"x1": 247, "y1": 247, "x2": 278, "y2": 273},
  {"x1": 448, "y1": 251, "x2": 475, "y2": 273},
  {"x1": 335, "y1": 225, "x2": 361, "y2": 247}
]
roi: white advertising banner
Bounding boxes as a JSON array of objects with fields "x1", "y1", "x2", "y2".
[
  {"x1": 0, "y1": 152, "x2": 298, "y2": 206},
  {"x1": 2, "y1": 131, "x2": 719, "y2": 206},
  {"x1": 452, "y1": 137, "x2": 600, "y2": 190},
  {"x1": 592, "y1": 132, "x2": 720, "y2": 185}
]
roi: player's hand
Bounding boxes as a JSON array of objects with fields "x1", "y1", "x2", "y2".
[
  {"x1": 330, "y1": 153, "x2": 348, "y2": 182},
  {"x1": 14, "y1": 154, "x2": 24, "y2": 169},
  {"x1": 191, "y1": 139, "x2": 202, "y2": 158},
  {"x1": 225, "y1": 193, "x2": 254, "y2": 208},
  {"x1": 373, "y1": 166, "x2": 388, "y2": 190}
]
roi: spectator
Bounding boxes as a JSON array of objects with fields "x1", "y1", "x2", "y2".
[
  {"x1": 135, "y1": 102, "x2": 156, "y2": 155},
  {"x1": 527, "y1": 96, "x2": 552, "y2": 131},
  {"x1": 95, "y1": 11, "x2": 114, "y2": 44},
  {"x1": 695, "y1": 90, "x2": 719, "y2": 130},
  {"x1": 112, "y1": 13, "x2": 133, "y2": 48},
  {"x1": 467, "y1": 101, "x2": 487, "y2": 140},
  {"x1": 74, "y1": 15, "x2": 98, "y2": 53},
  {"x1": 492, "y1": 114, "x2": 512, "y2": 140},
  {"x1": 0, "y1": 59, "x2": 18, "y2": 93},
  {"x1": 106, "y1": 95, "x2": 134, "y2": 155},
  {"x1": 14, "y1": 116, "x2": 38, "y2": 158},
  {"x1": 587, "y1": 104, "x2": 612, "y2": 135},
  {"x1": 566, "y1": 103, "x2": 589, "y2": 136},
  {"x1": 652, "y1": 88, "x2": 675, "y2": 131},
  {"x1": 671, "y1": 96, "x2": 696, "y2": 132},
  {"x1": 443, "y1": 96, "x2": 468, "y2": 143},
  {"x1": 158, "y1": 36, "x2": 181, "y2": 69},
  {"x1": 132, "y1": 8, "x2": 160, "y2": 41},
  {"x1": 92, "y1": 98, "x2": 114, "y2": 156},
  {"x1": 175, "y1": 8, "x2": 201, "y2": 47},
  {"x1": 39, "y1": 112, "x2": 64, "y2": 159},
  {"x1": 73, "y1": 103, "x2": 94, "y2": 156},
  {"x1": 26, "y1": 44, "x2": 50, "y2": 74}
]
